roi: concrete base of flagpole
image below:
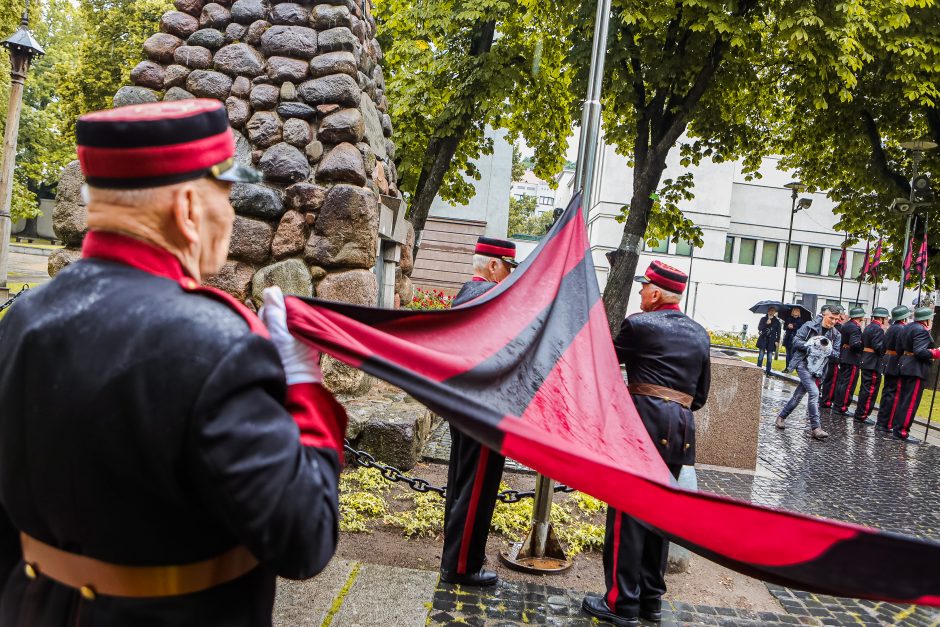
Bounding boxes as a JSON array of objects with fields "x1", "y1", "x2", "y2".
[{"x1": 498, "y1": 474, "x2": 572, "y2": 574}]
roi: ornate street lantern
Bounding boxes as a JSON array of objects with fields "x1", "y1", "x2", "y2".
[{"x1": 0, "y1": 5, "x2": 45, "y2": 297}]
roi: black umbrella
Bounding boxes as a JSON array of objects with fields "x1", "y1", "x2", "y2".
[
  {"x1": 749, "y1": 300, "x2": 785, "y2": 315},
  {"x1": 782, "y1": 303, "x2": 812, "y2": 323}
]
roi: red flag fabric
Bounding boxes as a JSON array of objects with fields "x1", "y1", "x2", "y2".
[
  {"x1": 835, "y1": 247, "x2": 848, "y2": 279},
  {"x1": 913, "y1": 233, "x2": 929, "y2": 283},
  {"x1": 859, "y1": 241, "x2": 871, "y2": 281},
  {"x1": 284, "y1": 194, "x2": 940, "y2": 606},
  {"x1": 903, "y1": 237, "x2": 916, "y2": 284},
  {"x1": 869, "y1": 239, "x2": 883, "y2": 281}
]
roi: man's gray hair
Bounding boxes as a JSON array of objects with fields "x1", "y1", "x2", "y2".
[
  {"x1": 472, "y1": 254, "x2": 492, "y2": 274},
  {"x1": 657, "y1": 286, "x2": 682, "y2": 303}
]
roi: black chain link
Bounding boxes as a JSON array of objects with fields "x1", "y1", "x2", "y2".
[
  {"x1": 0, "y1": 284, "x2": 29, "y2": 313},
  {"x1": 343, "y1": 440, "x2": 574, "y2": 503}
]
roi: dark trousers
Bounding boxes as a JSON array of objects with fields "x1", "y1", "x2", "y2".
[
  {"x1": 603, "y1": 464, "x2": 682, "y2": 617},
  {"x1": 820, "y1": 362, "x2": 839, "y2": 408},
  {"x1": 853, "y1": 370, "x2": 881, "y2": 420},
  {"x1": 894, "y1": 376, "x2": 926, "y2": 439},
  {"x1": 833, "y1": 363, "x2": 860, "y2": 412},
  {"x1": 441, "y1": 426, "x2": 506, "y2": 575},
  {"x1": 877, "y1": 375, "x2": 902, "y2": 429}
]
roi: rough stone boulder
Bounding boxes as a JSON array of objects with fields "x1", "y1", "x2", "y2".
[
  {"x1": 48, "y1": 248, "x2": 82, "y2": 279},
  {"x1": 251, "y1": 258, "x2": 313, "y2": 304},
  {"x1": 204, "y1": 260, "x2": 256, "y2": 302},
  {"x1": 229, "y1": 216, "x2": 273, "y2": 264},
  {"x1": 304, "y1": 184, "x2": 377, "y2": 269},
  {"x1": 343, "y1": 383, "x2": 438, "y2": 471},
  {"x1": 52, "y1": 161, "x2": 88, "y2": 247}
]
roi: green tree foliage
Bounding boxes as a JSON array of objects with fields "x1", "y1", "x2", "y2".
[
  {"x1": 771, "y1": 0, "x2": 939, "y2": 288},
  {"x1": 511, "y1": 145, "x2": 526, "y2": 182},
  {"x1": 508, "y1": 194, "x2": 554, "y2": 236},
  {"x1": 374, "y1": 0, "x2": 577, "y2": 249}
]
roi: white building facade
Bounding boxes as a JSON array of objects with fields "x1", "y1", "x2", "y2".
[{"x1": 539, "y1": 142, "x2": 908, "y2": 333}]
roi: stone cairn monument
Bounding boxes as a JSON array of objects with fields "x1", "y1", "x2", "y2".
[{"x1": 50, "y1": 0, "x2": 417, "y2": 394}]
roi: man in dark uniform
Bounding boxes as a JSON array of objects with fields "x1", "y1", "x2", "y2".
[
  {"x1": 819, "y1": 305, "x2": 842, "y2": 408},
  {"x1": 582, "y1": 261, "x2": 711, "y2": 627},
  {"x1": 440, "y1": 237, "x2": 518, "y2": 586},
  {"x1": 0, "y1": 101, "x2": 347, "y2": 626},
  {"x1": 833, "y1": 307, "x2": 865, "y2": 414},
  {"x1": 893, "y1": 307, "x2": 940, "y2": 442},
  {"x1": 853, "y1": 307, "x2": 889, "y2": 423},
  {"x1": 876, "y1": 306, "x2": 910, "y2": 432}
]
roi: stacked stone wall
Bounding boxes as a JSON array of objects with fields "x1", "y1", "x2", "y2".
[{"x1": 51, "y1": 0, "x2": 417, "y2": 393}]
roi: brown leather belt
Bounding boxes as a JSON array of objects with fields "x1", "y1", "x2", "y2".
[
  {"x1": 20, "y1": 533, "x2": 258, "y2": 599},
  {"x1": 886, "y1": 350, "x2": 898, "y2": 355},
  {"x1": 863, "y1": 348, "x2": 876, "y2": 353},
  {"x1": 905, "y1": 351, "x2": 915, "y2": 356},
  {"x1": 628, "y1": 383, "x2": 693, "y2": 409},
  {"x1": 842, "y1": 344, "x2": 850, "y2": 349}
]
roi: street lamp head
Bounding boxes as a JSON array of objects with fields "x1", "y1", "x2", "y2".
[
  {"x1": 899, "y1": 139, "x2": 938, "y2": 152},
  {"x1": 796, "y1": 198, "x2": 813, "y2": 211},
  {"x1": 783, "y1": 181, "x2": 805, "y2": 190},
  {"x1": 0, "y1": 7, "x2": 45, "y2": 61}
]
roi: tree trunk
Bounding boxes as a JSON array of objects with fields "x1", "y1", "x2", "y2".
[
  {"x1": 407, "y1": 135, "x2": 463, "y2": 257},
  {"x1": 602, "y1": 155, "x2": 669, "y2": 336}
]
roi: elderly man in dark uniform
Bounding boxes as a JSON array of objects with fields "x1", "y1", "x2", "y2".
[
  {"x1": 0, "y1": 101, "x2": 347, "y2": 626},
  {"x1": 440, "y1": 237, "x2": 518, "y2": 586},
  {"x1": 582, "y1": 261, "x2": 711, "y2": 627},
  {"x1": 833, "y1": 307, "x2": 866, "y2": 414},
  {"x1": 853, "y1": 307, "x2": 889, "y2": 423},
  {"x1": 894, "y1": 307, "x2": 940, "y2": 442},
  {"x1": 876, "y1": 306, "x2": 910, "y2": 432}
]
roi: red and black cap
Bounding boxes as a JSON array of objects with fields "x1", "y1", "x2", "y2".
[
  {"x1": 476, "y1": 237, "x2": 518, "y2": 268},
  {"x1": 76, "y1": 99, "x2": 262, "y2": 189},
  {"x1": 634, "y1": 260, "x2": 688, "y2": 294}
]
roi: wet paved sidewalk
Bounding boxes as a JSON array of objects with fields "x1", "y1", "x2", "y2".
[{"x1": 277, "y1": 378, "x2": 940, "y2": 626}]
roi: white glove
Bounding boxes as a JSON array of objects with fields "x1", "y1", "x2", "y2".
[{"x1": 259, "y1": 286, "x2": 322, "y2": 385}]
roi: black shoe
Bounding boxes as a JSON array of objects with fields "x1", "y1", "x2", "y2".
[
  {"x1": 582, "y1": 595, "x2": 639, "y2": 626},
  {"x1": 640, "y1": 599, "x2": 663, "y2": 622},
  {"x1": 833, "y1": 407, "x2": 850, "y2": 415},
  {"x1": 440, "y1": 568, "x2": 498, "y2": 586},
  {"x1": 892, "y1": 433, "x2": 921, "y2": 444},
  {"x1": 875, "y1": 424, "x2": 890, "y2": 432},
  {"x1": 854, "y1": 417, "x2": 874, "y2": 425}
]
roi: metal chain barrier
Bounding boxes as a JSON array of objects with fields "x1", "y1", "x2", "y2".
[
  {"x1": 0, "y1": 284, "x2": 29, "y2": 313},
  {"x1": 344, "y1": 440, "x2": 575, "y2": 503}
]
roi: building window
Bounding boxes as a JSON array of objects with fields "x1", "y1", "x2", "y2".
[
  {"x1": 538, "y1": 196, "x2": 554, "y2": 205},
  {"x1": 761, "y1": 241, "x2": 779, "y2": 267},
  {"x1": 675, "y1": 240, "x2": 693, "y2": 257},
  {"x1": 851, "y1": 251, "x2": 865, "y2": 279},
  {"x1": 646, "y1": 239, "x2": 668, "y2": 253},
  {"x1": 724, "y1": 236, "x2": 734, "y2": 263},
  {"x1": 786, "y1": 244, "x2": 801, "y2": 269},
  {"x1": 805, "y1": 246, "x2": 823, "y2": 275},
  {"x1": 828, "y1": 249, "x2": 844, "y2": 276},
  {"x1": 739, "y1": 238, "x2": 756, "y2": 265}
]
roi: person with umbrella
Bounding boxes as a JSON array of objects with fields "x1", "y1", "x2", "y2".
[
  {"x1": 756, "y1": 306, "x2": 782, "y2": 375},
  {"x1": 783, "y1": 305, "x2": 809, "y2": 372}
]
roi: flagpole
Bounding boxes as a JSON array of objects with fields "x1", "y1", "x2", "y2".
[{"x1": 918, "y1": 212, "x2": 929, "y2": 305}]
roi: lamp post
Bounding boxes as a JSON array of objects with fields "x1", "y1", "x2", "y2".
[
  {"x1": 780, "y1": 182, "x2": 812, "y2": 304},
  {"x1": 0, "y1": 5, "x2": 44, "y2": 300},
  {"x1": 897, "y1": 139, "x2": 938, "y2": 307}
]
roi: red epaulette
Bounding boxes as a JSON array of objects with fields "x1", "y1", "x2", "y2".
[{"x1": 178, "y1": 277, "x2": 270, "y2": 340}]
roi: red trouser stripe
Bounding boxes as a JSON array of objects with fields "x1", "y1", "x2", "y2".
[
  {"x1": 607, "y1": 511, "x2": 622, "y2": 609},
  {"x1": 841, "y1": 366, "x2": 857, "y2": 409},
  {"x1": 457, "y1": 447, "x2": 490, "y2": 574},
  {"x1": 888, "y1": 379, "x2": 903, "y2": 429},
  {"x1": 863, "y1": 373, "x2": 877, "y2": 415},
  {"x1": 824, "y1": 366, "x2": 839, "y2": 403},
  {"x1": 901, "y1": 379, "x2": 922, "y2": 436}
]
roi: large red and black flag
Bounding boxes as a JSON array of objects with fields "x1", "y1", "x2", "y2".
[
  {"x1": 285, "y1": 194, "x2": 940, "y2": 606},
  {"x1": 869, "y1": 238, "x2": 883, "y2": 282},
  {"x1": 858, "y1": 240, "x2": 871, "y2": 281},
  {"x1": 835, "y1": 246, "x2": 848, "y2": 279}
]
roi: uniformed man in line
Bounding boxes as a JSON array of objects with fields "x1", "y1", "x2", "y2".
[
  {"x1": 0, "y1": 100, "x2": 348, "y2": 625},
  {"x1": 583, "y1": 261, "x2": 711, "y2": 627},
  {"x1": 440, "y1": 237, "x2": 518, "y2": 586},
  {"x1": 893, "y1": 307, "x2": 940, "y2": 442},
  {"x1": 819, "y1": 305, "x2": 841, "y2": 409},
  {"x1": 853, "y1": 307, "x2": 889, "y2": 423},
  {"x1": 875, "y1": 306, "x2": 911, "y2": 432},
  {"x1": 832, "y1": 307, "x2": 866, "y2": 414}
]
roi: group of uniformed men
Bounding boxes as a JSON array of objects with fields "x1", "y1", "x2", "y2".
[
  {"x1": 779, "y1": 301, "x2": 940, "y2": 442},
  {"x1": 0, "y1": 100, "x2": 708, "y2": 626}
]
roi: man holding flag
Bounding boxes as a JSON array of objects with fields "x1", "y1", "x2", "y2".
[
  {"x1": 854, "y1": 307, "x2": 889, "y2": 423},
  {"x1": 895, "y1": 307, "x2": 940, "y2": 442}
]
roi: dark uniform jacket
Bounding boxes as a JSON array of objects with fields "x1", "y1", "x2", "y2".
[
  {"x1": 453, "y1": 278, "x2": 497, "y2": 306},
  {"x1": 782, "y1": 316, "x2": 806, "y2": 349},
  {"x1": 0, "y1": 234, "x2": 344, "y2": 626},
  {"x1": 860, "y1": 323, "x2": 886, "y2": 371},
  {"x1": 899, "y1": 322, "x2": 937, "y2": 380},
  {"x1": 838, "y1": 319, "x2": 864, "y2": 366},
  {"x1": 757, "y1": 315, "x2": 782, "y2": 351},
  {"x1": 881, "y1": 322, "x2": 907, "y2": 376},
  {"x1": 614, "y1": 307, "x2": 711, "y2": 466}
]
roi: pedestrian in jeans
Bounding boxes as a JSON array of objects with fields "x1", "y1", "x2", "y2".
[
  {"x1": 756, "y1": 307, "x2": 782, "y2": 375},
  {"x1": 776, "y1": 306, "x2": 842, "y2": 440}
]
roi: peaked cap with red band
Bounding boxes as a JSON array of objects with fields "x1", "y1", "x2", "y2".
[
  {"x1": 635, "y1": 260, "x2": 688, "y2": 294},
  {"x1": 76, "y1": 99, "x2": 262, "y2": 189},
  {"x1": 476, "y1": 237, "x2": 518, "y2": 268}
]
